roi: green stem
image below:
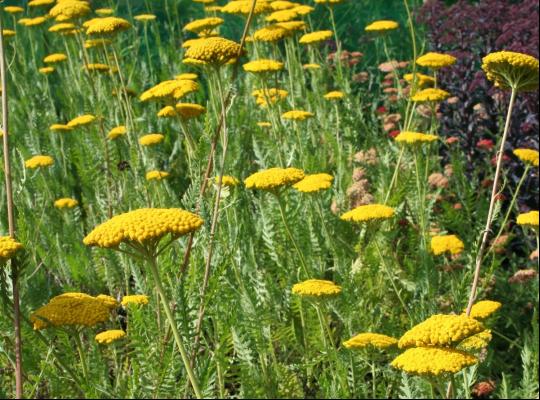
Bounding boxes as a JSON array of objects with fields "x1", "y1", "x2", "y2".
[
  {"x1": 74, "y1": 331, "x2": 89, "y2": 381},
  {"x1": 384, "y1": 145, "x2": 405, "y2": 204}
]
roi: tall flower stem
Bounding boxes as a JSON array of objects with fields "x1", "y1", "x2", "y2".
[
  {"x1": 73, "y1": 331, "x2": 89, "y2": 381},
  {"x1": 147, "y1": 255, "x2": 202, "y2": 399},
  {"x1": 384, "y1": 145, "x2": 405, "y2": 204},
  {"x1": 0, "y1": 19, "x2": 23, "y2": 399},
  {"x1": 465, "y1": 88, "x2": 517, "y2": 315}
]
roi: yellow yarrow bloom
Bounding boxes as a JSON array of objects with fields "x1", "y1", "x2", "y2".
[
  {"x1": 411, "y1": 88, "x2": 450, "y2": 102},
  {"x1": 4, "y1": 6, "x2": 24, "y2": 14},
  {"x1": 95, "y1": 330, "x2": 126, "y2": 344},
  {"x1": 158, "y1": 106, "x2": 177, "y2": 118},
  {"x1": 0, "y1": 236, "x2": 23, "y2": 262},
  {"x1": 2, "y1": 29, "x2": 16, "y2": 38},
  {"x1": 416, "y1": 52, "x2": 457, "y2": 69},
  {"x1": 67, "y1": 114, "x2": 96, "y2": 128},
  {"x1": 266, "y1": 9, "x2": 298, "y2": 22},
  {"x1": 293, "y1": 173, "x2": 333, "y2": 193},
  {"x1": 513, "y1": 148, "x2": 539, "y2": 167},
  {"x1": 398, "y1": 314, "x2": 484, "y2": 349},
  {"x1": 253, "y1": 25, "x2": 291, "y2": 42},
  {"x1": 176, "y1": 73, "x2": 198, "y2": 80},
  {"x1": 95, "y1": 8, "x2": 114, "y2": 16},
  {"x1": 299, "y1": 30, "x2": 333, "y2": 45},
  {"x1": 19, "y1": 17, "x2": 48, "y2": 27},
  {"x1": 39, "y1": 67, "x2": 55, "y2": 74},
  {"x1": 31, "y1": 293, "x2": 113, "y2": 330},
  {"x1": 243, "y1": 59, "x2": 284, "y2": 73},
  {"x1": 340, "y1": 204, "x2": 395, "y2": 223},
  {"x1": 44, "y1": 53, "x2": 68, "y2": 64},
  {"x1": 84, "y1": 38, "x2": 112, "y2": 49},
  {"x1": 50, "y1": 124, "x2": 73, "y2": 132},
  {"x1": 467, "y1": 300, "x2": 502, "y2": 320},
  {"x1": 252, "y1": 88, "x2": 288, "y2": 107},
  {"x1": 516, "y1": 210, "x2": 539, "y2": 229},
  {"x1": 139, "y1": 134, "x2": 164, "y2": 146},
  {"x1": 292, "y1": 5, "x2": 314, "y2": 15},
  {"x1": 244, "y1": 167, "x2": 305, "y2": 191},
  {"x1": 139, "y1": 79, "x2": 199, "y2": 101},
  {"x1": 96, "y1": 295, "x2": 119, "y2": 310},
  {"x1": 54, "y1": 198, "x2": 78, "y2": 209},
  {"x1": 395, "y1": 131, "x2": 439, "y2": 145},
  {"x1": 430, "y1": 235, "x2": 465, "y2": 256},
  {"x1": 365, "y1": 20, "x2": 399, "y2": 33},
  {"x1": 29, "y1": 0, "x2": 54, "y2": 7},
  {"x1": 324, "y1": 91, "x2": 345, "y2": 100},
  {"x1": 121, "y1": 295, "x2": 149, "y2": 306},
  {"x1": 270, "y1": 1, "x2": 297, "y2": 10},
  {"x1": 276, "y1": 20, "x2": 306, "y2": 31},
  {"x1": 25, "y1": 155, "x2": 54, "y2": 169},
  {"x1": 108, "y1": 125, "x2": 127, "y2": 140},
  {"x1": 221, "y1": 0, "x2": 273, "y2": 15},
  {"x1": 134, "y1": 14, "x2": 157, "y2": 22},
  {"x1": 183, "y1": 17, "x2": 224, "y2": 34},
  {"x1": 85, "y1": 63, "x2": 110, "y2": 72},
  {"x1": 292, "y1": 279, "x2": 341, "y2": 298},
  {"x1": 48, "y1": 23, "x2": 76, "y2": 32},
  {"x1": 404, "y1": 73, "x2": 435, "y2": 88},
  {"x1": 343, "y1": 333, "x2": 398, "y2": 350},
  {"x1": 184, "y1": 37, "x2": 241, "y2": 66},
  {"x1": 49, "y1": 1, "x2": 91, "y2": 20},
  {"x1": 482, "y1": 51, "x2": 539, "y2": 92},
  {"x1": 303, "y1": 63, "x2": 321, "y2": 70},
  {"x1": 85, "y1": 17, "x2": 131, "y2": 35},
  {"x1": 146, "y1": 171, "x2": 170, "y2": 181},
  {"x1": 214, "y1": 175, "x2": 240, "y2": 187},
  {"x1": 282, "y1": 110, "x2": 314, "y2": 121},
  {"x1": 257, "y1": 121, "x2": 272, "y2": 128},
  {"x1": 391, "y1": 347, "x2": 477, "y2": 376},
  {"x1": 175, "y1": 103, "x2": 206, "y2": 119},
  {"x1": 83, "y1": 208, "x2": 204, "y2": 249},
  {"x1": 457, "y1": 330, "x2": 492, "y2": 352}
]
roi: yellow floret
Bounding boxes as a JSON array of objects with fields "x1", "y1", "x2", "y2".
[
  {"x1": 292, "y1": 173, "x2": 333, "y2": 193},
  {"x1": 416, "y1": 52, "x2": 457, "y2": 69},
  {"x1": 292, "y1": 279, "x2": 341, "y2": 298},
  {"x1": 466, "y1": 300, "x2": 502, "y2": 320},
  {"x1": 244, "y1": 167, "x2": 305, "y2": 191},
  {"x1": 25, "y1": 155, "x2": 54, "y2": 169},
  {"x1": 299, "y1": 30, "x2": 333, "y2": 45},
  {"x1": 343, "y1": 333, "x2": 398, "y2": 350},
  {"x1": 54, "y1": 198, "x2": 78, "y2": 209},
  {"x1": 95, "y1": 330, "x2": 126, "y2": 344},
  {"x1": 340, "y1": 204, "x2": 395, "y2": 223},
  {"x1": 513, "y1": 148, "x2": 539, "y2": 167},
  {"x1": 430, "y1": 235, "x2": 465, "y2": 255},
  {"x1": 0, "y1": 236, "x2": 23, "y2": 262}
]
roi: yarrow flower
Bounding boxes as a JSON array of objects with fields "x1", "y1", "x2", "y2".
[
  {"x1": 292, "y1": 173, "x2": 333, "y2": 193},
  {"x1": 0, "y1": 236, "x2": 23, "y2": 262},
  {"x1": 19, "y1": 17, "x2": 48, "y2": 27},
  {"x1": 299, "y1": 30, "x2": 333, "y2": 45},
  {"x1": 466, "y1": 300, "x2": 502, "y2": 320},
  {"x1": 411, "y1": 88, "x2": 450, "y2": 102},
  {"x1": 54, "y1": 198, "x2": 78, "y2": 209},
  {"x1": 67, "y1": 114, "x2": 96, "y2": 128},
  {"x1": 85, "y1": 63, "x2": 110, "y2": 72},
  {"x1": 108, "y1": 125, "x2": 127, "y2": 140},
  {"x1": 183, "y1": 17, "x2": 224, "y2": 34},
  {"x1": 266, "y1": 9, "x2": 298, "y2": 22},
  {"x1": 95, "y1": 330, "x2": 126, "y2": 344},
  {"x1": 184, "y1": 37, "x2": 241, "y2": 66},
  {"x1": 84, "y1": 39, "x2": 112, "y2": 49},
  {"x1": 276, "y1": 20, "x2": 306, "y2": 31},
  {"x1": 96, "y1": 295, "x2": 119, "y2": 310},
  {"x1": 50, "y1": 124, "x2": 72, "y2": 132},
  {"x1": 324, "y1": 91, "x2": 345, "y2": 100},
  {"x1": 146, "y1": 170, "x2": 170, "y2": 181},
  {"x1": 365, "y1": 20, "x2": 399, "y2": 33},
  {"x1": 134, "y1": 14, "x2": 157, "y2": 22},
  {"x1": 175, "y1": 103, "x2": 206, "y2": 119},
  {"x1": 39, "y1": 67, "x2": 55, "y2": 74},
  {"x1": 430, "y1": 235, "x2": 465, "y2": 256},
  {"x1": 513, "y1": 148, "x2": 539, "y2": 167},
  {"x1": 292, "y1": 279, "x2": 342, "y2": 298},
  {"x1": 516, "y1": 211, "x2": 539, "y2": 229},
  {"x1": 270, "y1": 1, "x2": 297, "y2": 10},
  {"x1": 48, "y1": 23, "x2": 76, "y2": 33},
  {"x1": 243, "y1": 59, "x2": 284, "y2": 73},
  {"x1": 140, "y1": 79, "x2": 199, "y2": 102},
  {"x1": 221, "y1": 0, "x2": 272, "y2": 15},
  {"x1": 25, "y1": 155, "x2": 54, "y2": 169},
  {"x1": 49, "y1": 1, "x2": 91, "y2": 21},
  {"x1": 215, "y1": 175, "x2": 240, "y2": 187},
  {"x1": 252, "y1": 88, "x2": 288, "y2": 107},
  {"x1": 395, "y1": 131, "x2": 439, "y2": 145},
  {"x1": 244, "y1": 167, "x2": 305, "y2": 191},
  {"x1": 416, "y1": 52, "x2": 457, "y2": 69},
  {"x1": 84, "y1": 17, "x2": 131, "y2": 35},
  {"x1": 391, "y1": 347, "x2": 477, "y2": 376},
  {"x1": 343, "y1": 333, "x2": 398, "y2": 350},
  {"x1": 457, "y1": 330, "x2": 492, "y2": 352},
  {"x1": 282, "y1": 110, "x2": 314, "y2": 121},
  {"x1": 121, "y1": 295, "x2": 149, "y2": 306},
  {"x1": 340, "y1": 204, "x2": 395, "y2": 223},
  {"x1": 404, "y1": 73, "x2": 435, "y2": 88},
  {"x1": 482, "y1": 51, "x2": 539, "y2": 92},
  {"x1": 253, "y1": 25, "x2": 291, "y2": 42},
  {"x1": 139, "y1": 133, "x2": 164, "y2": 146},
  {"x1": 4, "y1": 6, "x2": 24, "y2": 14}
]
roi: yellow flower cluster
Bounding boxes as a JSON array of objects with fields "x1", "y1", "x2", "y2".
[
  {"x1": 3, "y1": 29, "x2": 16, "y2": 38},
  {"x1": 292, "y1": 279, "x2": 342, "y2": 298},
  {"x1": 108, "y1": 125, "x2": 127, "y2": 140},
  {"x1": 184, "y1": 37, "x2": 241, "y2": 65},
  {"x1": 139, "y1": 133, "x2": 164, "y2": 146},
  {"x1": 324, "y1": 91, "x2": 345, "y2": 100},
  {"x1": 411, "y1": 88, "x2": 451, "y2": 102},
  {"x1": 430, "y1": 235, "x2": 465, "y2": 255},
  {"x1": 343, "y1": 333, "x2": 398, "y2": 350},
  {"x1": 516, "y1": 210, "x2": 539, "y2": 229},
  {"x1": 293, "y1": 173, "x2": 333, "y2": 193},
  {"x1": 252, "y1": 88, "x2": 288, "y2": 107},
  {"x1": 303, "y1": 63, "x2": 321, "y2": 70},
  {"x1": 253, "y1": 25, "x2": 291, "y2": 42},
  {"x1": 28, "y1": 0, "x2": 54, "y2": 7},
  {"x1": 49, "y1": 1, "x2": 91, "y2": 21},
  {"x1": 95, "y1": 8, "x2": 114, "y2": 16},
  {"x1": 4, "y1": 6, "x2": 24, "y2": 14},
  {"x1": 0, "y1": 236, "x2": 23, "y2": 261},
  {"x1": 19, "y1": 17, "x2": 48, "y2": 27},
  {"x1": 266, "y1": 9, "x2": 298, "y2": 22},
  {"x1": 140, "y1": 79, "x2": 199, "y2": 101},
  {"x1": 395, "y1": 131, "x2": 438, "y2": 145},
  {"x1": 84, "y1": 39, "x2": 112, "y2": 49},
  {"x1": 482, "y1": 51, "x2": 539, "y2": 92},
  {"x1": 391, "y1": 347, "x2": 477, "y2": 376},
  {"x1": 416, "y1": 52, "x2": 457, "y2": 69},
  {"x1": 121, "y1": 294, "x2": 149, "y2": 306},
  {"x1": 85, "y1": 17, "x2": 131, "y2": 35},
  {"x1": 404, "y1": 72, "x2": 435, "y2": 88},
  {"x1": 299, "y1": 30, "x2": 333, "y2": 45},
  {"x1": 513, "y1": 148, "x2": 539, "y2": 167},
  {"x1": 270, "y1": 1, "x2": 296, "y2": 10},
  {"x1": 467, "y1": 300, "x2": 502, "y2": 320},
  {"x1": 50, "y1": 124, "x2": 72, "y2": 132},
  {"x1": 277, "y1": 20, "x2": 306, "y2": 31},
  {"x1": 95, "y1": 330, "x2": 126, "y2": 344},
  {"x1": 340, "y1": 204, "x2": 395, "y2": 223},
  {"x1": 398, "y1": 314, "x2": 484, "y2": 348},
  {"x1": 221, "y1": 0, "x2": 273, "y2": 15},
  {"x1": 31, "y1": 293, "x2": 113, "y2": 330},
  {"x1": 67, "y1": 114, "x2": 96, "y2": 128},
  {"x1": 134, "y1": 14, "x2": 157, "y2": 22},
  {"x1": 457, "y1": 330, "x2": 492, "y2": 352},
  {"x1": 282, "y1": 110, "x2": 314, "y2": 121},
  {"x1": 85, "y1": 63, "x2": 110, "y2": 72},
  {"x1": 243, "y1": 59, "x2": 284, "y2": 73},
  {"x1": 183, "y1": 17, "x2": 224, "y2": 34},
  {"x1": 39, "y1": 67, "x2": 55, "y2": 74},
  {"x1": 96, "y1": 294, "x2": 119, "y2": 309},
  {"x1": 146, "y1": 170, "x2": 170, "y2": 181},
  {"x1": 176, "y1": 73, "x2": 198, "y2": 80},
  {"x1": 25, "y1": 155, "x2": 54, "y2": 169},
  {"x1": 176, "y1": 103, "x2": 206, "y2": 119},
  {"x1": 54, "y1": 198, "x2": 78, "y2": 209},
  {"x1": 365, "y1": 20, "x2": 399, "y2": 33},
  {"x1": 49, "y1": 23, "x2": 76, "y2": 33},
  {"x1": 244, "y1": 167, "x2": 305, "y2": 191},
  {"x1": 215, "y1": 175, "x2": 240, "y2": 186},
  {"x1": 158, "y1": 106, "x2": 177, "y2": 118},
  {"x1": 83, "y1": 208, "x2": 204, "y2": 249}
]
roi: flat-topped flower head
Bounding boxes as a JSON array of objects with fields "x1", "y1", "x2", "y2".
[
  {"x1": 391, "y1": 347, "x2": 477, "y2": 376},
  {"x1": 398, "y1": 314, "x2": 484, "y2": 348},
  {"x1": 457, "y1": 330, "x2": 492, "y2": 352},
  {"x1": 54, "y1": 198, "x2": 78, "y2": 209},
  {"x1": 215, "y1": 175, "x2": 240, "y2": 187},
  {"x1": 50, "y1": 124, "x2": 72, "y2": 132},
  {"x1": 266, "y1": 9, "x2": 298, "y2": 22},
  {"x1": 244, "y1": 167, "x2": 305, "y2": 191},
  {"x1": 252, "y1": 88, "x2": 288, "y2": 107},
  {"x1": 95, "y1": 330, "x2": 126, "y2": 344},
  {"x1": 139, "y1": 133, "x2": 164, "y2": 146},
  {"x1": 84, "y1": 208, "x2": 203, "y2": 250},
  {"x1": 282, "y1": 110, "x2": 314, "y2": 121},
  {"x1": 411, "y1": 88, "x2": 450, "y2": 103},
  {"x1": 299, "y1": 30, "x2": 332, "y2": 45},
  {"x1": 28, "y1": 0, "x2": 54, "y2": 7},
  {"x1": 270, "y1": 1, "x2": 297, "y2": 10},
  {"x1": 314, "y1": 0, "x2": 343, "y2": 4},
  {"x1": 516, "y1": 210, "x2": 539, "y2": 229},
  {"x1": 96, "y1": 294, "x2": 119, "y2": 310},
  {"x1": 416, "y1": 52, "x2": 457, "y2": 69},
  {"x1": 49, "y1": 23, "x2": 76, "y2": 33},
  {"x1": 466, "y1": 300, "x2": 502, "y2": 320},
  {"x1": 253, "y1": 25, "x2": 291, "y2": 42},
  {"x1": 293, "y1": 173, "x2": 333, "y2": 193},
  {"x1": 292, "y1": 5, "x2": 314, "y2": 15},
  {"x1": 221, "y1": 0, "x2": 273, "y2": 15},
  {"x1": 404, "y1": 72, "x2": 435, "y2": 88},
  {"x1": 303, "y1": 63, "x2": 321, "y2": 70},
  {"x1": 84, "y1": 39, "x2": 112, "y2": 49},
  {"x1": 95, "y1": 8, "x2": 114, "y2": 16},
  {"x1": 343, "y1": 333, "x2": 398, "y2": 350},
  {"x1": 134, "y1": 14, "x2": 157, "y2": 22},
  {"x1": 121, "y1": 294, "x2": 149, "y2": 306},
  {"x1": 513, "y1": 148, "x2": 539, "y2": 167},
  {"x1": 292, "y1": 279, "x2": 341, "y2": 298},
  {"x1": 482, "y1": 51, "x2": 539, "y2": 92},
  {"x1": 39, "y1": 67, "x2": 55, "y2": 74},
  {"x1": 146, "y1": 170, "x2": 170, "y2": 181},
  {"x1": 175, "y1": 103, "x2": 206, "y2": 119},
  {"x1": 25, "y1": 155, "x2": 54, "y2": 169},
  {"x1": 257, "y1": 121, "x2": 272, "y2": 128},
  {"x1": 19, "y1": 17, "x2": 48, "y2": 27},
  {"x1": 395, "y1": 131, "x2": 439, "y2": 145},
  {"x1": 431, "y1": 235, "x2": 464, "y2": 255},
  {"x1": 31, "y1": 293, "x2": 113, "y2": 330},
  {"x1": 67, "y1": 114, "x2": 96, "y2": 128},
  {"x1": 0, "y1": 236, "x2": 23, "y2": 262},
  {"x1": 2, "y1": 29, "x2": 16, "y2": 38},
  {"x1": 176, "y1": 73, "x2": 198, "y2": 80},
  {"x1": 243, "y1": 59, "x2": 284, "y2": 73},
  {"x1": 340, "y1": 204, "x2": 395, "y2": 223},
  {"x1": 183, "y1": 17, "x2": 224, "y2": 34},
  {"x1": 4, "y1": 6, "x2": 24, "y2": 14},
  {"x1": 365, "y1": 20, "x2": 399, "y2": 33},
  {"x1": 158, "y1": 106, "x2": 177, "y2": 118},
  {"x1": 49, "y1": 1, "x2": 91, "y2": 20},
  {"x1": 324, "y1": 91, "x2": 344, "y2": 100},
  {"x1": 277, "y1": 20, "x2": 306, "y2": 31},
  {"x1": 85, "y1": 17, "x2": 131, "y2": 35},
  {"x1": 108, "y1": 125, "x2": 127, "y2": 140},
  {"x1": 184, "y1": 37, "x2": 241, "y2": 66},
  {"x1": 85, "y1": 63, "x2": 110, "y2": 72},
  {"x1": 140, "y1": 79, "x2": 199, "y2": 102}
]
